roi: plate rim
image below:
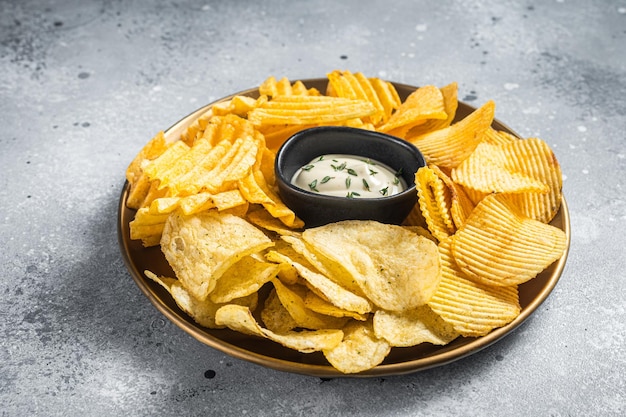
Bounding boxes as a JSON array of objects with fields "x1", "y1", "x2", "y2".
[{"x1": 117, "y1": 78, "x2": 571, "y2": 378}]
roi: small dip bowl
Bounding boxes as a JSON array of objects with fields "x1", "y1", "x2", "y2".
[{"x1": 275, "y1": 126, "x2": 426, "y2": 227}]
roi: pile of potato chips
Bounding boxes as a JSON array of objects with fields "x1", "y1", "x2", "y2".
[{"x1": 125, "y1": 70, "x2": 567, "y2": 373}]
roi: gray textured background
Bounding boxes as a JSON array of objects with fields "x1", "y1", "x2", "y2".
[{"x1": 1, "y1": 0, "x2": 625, "y2": 415}]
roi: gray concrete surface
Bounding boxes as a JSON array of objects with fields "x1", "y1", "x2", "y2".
[{"x1": 1, "y1": 0, "x2": 625, "y2": 415}]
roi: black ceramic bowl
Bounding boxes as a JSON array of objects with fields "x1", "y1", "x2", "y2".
[{"x1": 275, "y1": 126, "x2": 426, "y2": 227}]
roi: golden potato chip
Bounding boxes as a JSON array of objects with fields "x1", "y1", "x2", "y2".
[
  {"x1": 261, "y1": 288, "x2": 298, "y2": 333},
  {"x1": 143, "y1": 140, "x2": 190, "y2": 184},
  {"x1": 248, "y1": 95, "x2": 377, "y2": 126},
  {"x1": 372, "y1": 305, "x2": 459, "y2": 347},
  {"x1": 326, "y1": 70, "x2": 386, "y2": 125},
  {"x1": 427, "y1": 237, "x2": 521, "y2": 337},
  {"x1": 129, "y1": 207, "x2": 170, "y2": 246},
  {"x1": 303, "y1": 291, "x2": 368, "y2": 321},
  {"x1": 267, "y1": 242, "x2": 373, "y2": 315},
  {"x1": 499, "y1": 137, "x2": 563, "y2": 223},
  {"x1": 215, "y1": 304, "x2": 343, "y2": 353},
  {"x1": 246, "y1": 208, "x2": 303, "y2": 236},
  {"x1": 378, "y1": 85, "x2": 447, "y2": 136},
  {"x1": 126, "y1": 131, "x2": 169, "y2": 190},
  {"x1": 368, "y1": 77, "x2": 401, "y2": 124},
  {"x1": 408, "y1": 100, "x2": 495, "y2": 169},
  {"x1": 145, "y1": 270, "x2": 257, "y2": 329},
  {"x1": 452, "y1": 141, "x2": 550, "y2": 194},
  {"x1": 406, "y1": 82, "x2": 459, "y2": 137},
  {"x1": 271, "y1": 278, "x2": 349, "y2": 330},
  {"x1": 429, "y1": 164, "x2": 475, "y2": 229},
  {"x1": 451, "y1": 193, "x2": 568, "y2": 287},
  {"x1": 209, "y1": 256, "x2": 281, "y2": 304},
  {"x1": 211, "y1": 95, "x2": 259, "y2": 117},
  {"x1": 415, "y1": 166, "x2": 455, "y2": 241},
  {"x1": 302, "y1": 220, "x2": 441, "y2": 311},
  {"x1": 482, "y1": 126, "x2": 518, "y2": 146},
  {"x1": 160, "y1": 210, "x2": 274, "y2": 301},
  {"x1": 322, "y1": 320, "x2": 391, "y2": 374}
]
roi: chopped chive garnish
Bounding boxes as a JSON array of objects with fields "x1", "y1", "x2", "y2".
[
  {"x1": 346, "y1": 191, "x2": 361, "y2": 198},
  {"x1": 320, "y1": 176, "x2": 334, "y2": 184},
  {"x1": 345, "y1": 177, "x2": 351, "y2": 189},
  {"x1": 369, "y1": 169, "x2": 378, "y2": 176},
  {"x1": 347, "y1": 168, "x2": 358, "y2": 176},
  {"x1": 362, "y1": 179, "x2": 370, "y2": 191},
  {"x1": 309, "y1": 179, "x2": 319, "y2": 192},
  {"x1": 302, "y1": 164, "x2": 315, "y2": 171},
  {"x1": 380, "y1": 186, "x2": 389, "y2": 196}
]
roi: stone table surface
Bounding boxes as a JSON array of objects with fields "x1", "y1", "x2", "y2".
[{"x1": 1, "y1": 0, "x2": 625, "y2": 416}]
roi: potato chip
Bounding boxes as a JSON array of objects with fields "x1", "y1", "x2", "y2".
[
  {"x1": 322, "y1": 320, "x2": 391, "y2": 374},
  {"x1": 373, "y1": 305, "x2": 459, "y2": 347},
  {"x1": 129, "y1": 207, "x2": 170, "y2": 246},
  {"x1": 302, "y1": 220, "x2": 441, "y2": 311},
  {"x1": 126, "y1": 131, "x2": 169, "y2": 193},
  {"x1": 209, "y1": 256, "x2": 281, "y2": 304},
  {"x1": 406, "y1": 82, "x2": 459, "y2": 137},
  {"x1": 427, "y1": 237, "x2": 521, "y2": 337},
  {"x1": 145, "y1": 270, "x2": 258, "y2": 329},
  {"x1": 303, "y1": 291, "x2": 368, "y2": 321},
  {"x1": 378, "y1": 85, "x2": 447, "y2": 136},
  {"x1": 451, "y1": 193, "x2": 568, "y2": 287},
  {"x1": 327, "y1": 70, "x2": 386, "y2": 125},
  {"x1": 451, "y1": 141, "x2": 550, "y2": 194},
  {"x1": 271, "y1": 278, "x2": 349, "y2": 330},
  {"x1": 267, "y1": 243, "x2": 373, "y2": 315},
  {"x1": 499, "y1": 137, "x2": 563, "y2": 223},
  {"x1": 260, "y1": 289, "x2": 298, "y2": 333},
  {"x1": 408, "y1": 100, "x2": 495, "y2": 169},
  {"x1": 215, "y1": 304, "x2": 343, "y2": 353},
  {"x1": 429, "y1": 164, "x2": 475, "y2": 229},
  {"x1": 248, "y1": 95, "x2": 377, "y2": 126},
  {"x1": 415, "y1": 166, "x2": 455, "y2": 241},
  {"x1": 160, "y1": 211, "x2": 274, "y2": 301},
  {"x1": 246, "y1": 208, "x2": 303, "y2": 236},
  {"x1": 368, "y1": 77, "x2": 401, "y2": 123}
]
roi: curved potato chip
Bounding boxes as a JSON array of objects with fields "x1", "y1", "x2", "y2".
[
  {"x1": 373, "y1": 305, "x2": 459, "y2": 347},
  {"x1": 322, "y1": 320, "x2": 391, "y2": 374},
  {"x1": 261, "y1": 289, "x2": 298, "y2": 333},
  {"x1": 429, "y1": 164, "x2": 475, "y2": 229},
  {"x1": 215, "y1": 304, "x2": 343, "y2": 353},
  {"x1": 267, "y1": 242, "x2": 373, "y2": 315},
  {"x1": 271, "y1": 279, "x2": 349, "y2": 330},
  {"x1": 409, "y1": 100, "x2": 495, "y2": 169},
  {"x1": 303, "y1": 291, "x2": 368, "y2": 321},
  {"x1": 451, "y1": 193, "x2": 568, "y2": 287},
  {"x1": 428, "y1": 237, "x2": 521, "y2": 337},
  {"x1": 415, "y1": 166, "x2": 455, "y2": 241},
  {"x1": 302, "y1": 220, "x2": 441, "y2": 311},
  {"x1": 452, "y1": 142, "x2": 550, "y2": 194},
  {"x1": 209, "y1": 256, "x2": 281, "y2": 304},
  {"x1": 406, "y1": 82, "x2": 458, "y2": 137},
  {"x1": 145, "y1": 270, "x2": 257, "y2": 329},
  {"x1": 378, "y1": 85, "x2": 447, "y2": 135},
  {"x1": 160, "y1": 211, "x2": 274, "y2": 301}
]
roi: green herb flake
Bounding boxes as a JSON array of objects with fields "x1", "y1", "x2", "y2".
[
  {"x1": 302, "y1": 164, "x2": 315, "y2": 171},
  {"x1": 345, "y1": 177, "x2": 351, "y2": 189},
  {"x1": 380, "y1": 186, "x2": 389, "y2": 196},
  {"x1": 320, "y1": 176, "x2": 334, "y2": 184},
  {"x1": 346, "y1": 191, "x2": 361, "y2": 199},
  {"x1": 346, "y1": 168, "x2": 358, "y2": 176},
  {"x1": 369, "y1": 168, "x2": 378, "y2": 176},
  {"x1": 309, "y1": 179, "x2": 319, "y2": 192},
  {"x1": 362, "y1": 179, "x2": 370, "y2": 191}
]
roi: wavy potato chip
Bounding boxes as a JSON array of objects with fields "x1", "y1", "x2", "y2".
[
  {"x1": 428, "y1": 237, "x2": 521, "y2": 337},
  {"x1": 415, "y1": 166, "x2": 455, "y2": 241},
  {"x1": 378, "y1": 85, "x2": 447, "y2": 136},
  {"x1": 409, "y1": 100, "x2": 495, "y2": 169},
  {"x1": 451, "y1": 193, "x2": 567, "y2": 287},
  {"x1": 302, "y1": 220, "x2": 441, "y2": 311},
  {"x1": 160, "y1": 211, "x2": 274, "y2": 301}
]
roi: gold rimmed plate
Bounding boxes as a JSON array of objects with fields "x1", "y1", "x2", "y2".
[{"x1": 117, "y1": 79, "x2": 571, "y2": 377}]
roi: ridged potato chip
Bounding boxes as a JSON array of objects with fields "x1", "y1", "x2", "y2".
[
  {"x1": 408, "y1": 100, "x2": 495, "y2": 169},
  {"x1": 327, "y1": 70, "x2": 387, "y2": 125},
  {"x1": 451, "y1": 193, "x2": 568, "y2": 287},
  {"x1": 215, "y1": 304, "x2": 343, "y2": 353},
  {"x1": 427, "y1": 237, "x2": 521, "y2": 337},
  {"x1": 451, "y1": 141, "x2": 550, "y2": 194},
  {"x1": 415, "y1": 166, "x2": 455, "y2": 241},
  {"x1": 302, "y1": 220, "x2": 441, "y2": 311},
  {"x1": 322, "y1": 320, "x2": 391, "y2": 374},
  {"x1": 429, "y1": 164, "x2": 475, "y2": 229},
  {"x1": 378, "y1": 85, "x2": 447, "y2": 136},
  {"x1": 406, "y1": 82, "x2": 458, "y2": 138},
  {"x1": 160, "y1": 211, "x2": 274, "y2": 301}
]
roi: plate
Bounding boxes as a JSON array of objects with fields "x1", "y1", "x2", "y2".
[{"x1": 117, "y1": 79, "x2": 571, "y2": 377}]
